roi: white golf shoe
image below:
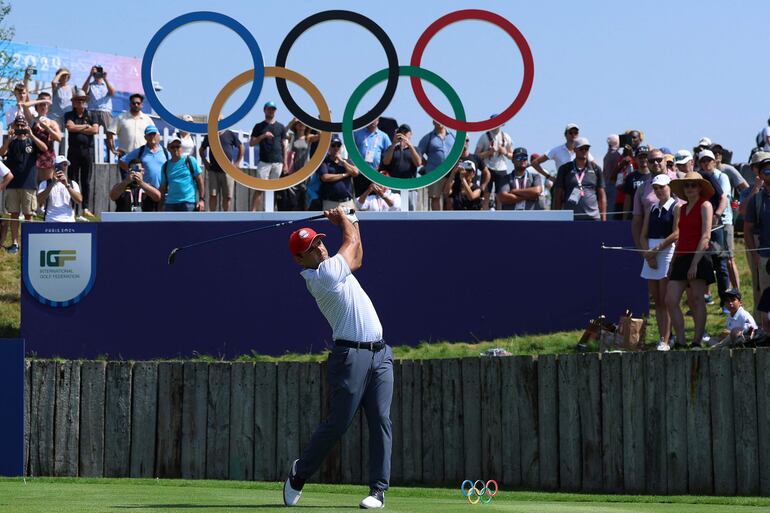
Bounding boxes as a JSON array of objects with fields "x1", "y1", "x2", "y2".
[
  {"x1": 283, "y1": 459, "x2": 304, "y2": 506},
  {"x1": 359, "y1": 489, "x2": 385, "y2": 509}
]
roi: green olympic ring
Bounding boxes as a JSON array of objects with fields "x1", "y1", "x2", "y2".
[{"x1": 342, "y1": 65, "x2": 467, "y2": 190}]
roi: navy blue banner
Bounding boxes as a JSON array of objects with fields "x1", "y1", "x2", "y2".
[
  {"x1": 0, "y1": 339, "x2": 24, "y2": 477},
  {"x1": 21, "y1": 219, "x2": 646, "y2": 358}
]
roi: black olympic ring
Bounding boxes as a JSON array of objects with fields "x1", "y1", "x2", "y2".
[{"x1": 274, "y1": 10, "x2": 399, "y2": 133}]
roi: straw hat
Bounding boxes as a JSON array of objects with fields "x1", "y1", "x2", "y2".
[{"x1": 669, "y1": 171, "x2": 714, "y2": 199}]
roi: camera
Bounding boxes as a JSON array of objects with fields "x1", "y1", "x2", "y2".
[
  {"x1": 94, "y1": 65, "x2": 104, "y2": 78},
  {"x1": 27, "y1": 65, "x2": 37, "y2": 76},
  {"x1": 15, "y1": 128, "x2": 28, "y2": 136},
  {"x1": 130, "y1": 164, "x2": 141, "y2": 173}
]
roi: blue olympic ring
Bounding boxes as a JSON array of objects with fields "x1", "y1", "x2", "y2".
[
  {"x1": 460, "y1": 479, "x2": 498, "y2": 504},
  {"x1": 141, "y1": 11, "x2": 265, "y2": 134}
]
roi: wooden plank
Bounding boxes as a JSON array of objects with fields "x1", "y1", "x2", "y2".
[
  {"x1": 461, "y1": 358, "x2": 481, "y2": 480},
  {"x1": 156, "y1": 362, "x2": 183, "y2": 478},
  {"x1": 600, "y1": 352, "x2": 623, "y2": 492},
  {"x1": 709, "y1": 349, "x2": 736, "y2": 495},
  {"x1": 557, "y1": 354, "x2": 581, "y2": 491},
  {"x1": 732, "y1": 348, "x2": 759, "y2": 495},
  {"x1": 29, "y1": 360, "x2": 56, "y2": 476},
  {"x1": 643, "y1": 352, "x2": 667, "y2": 494},
  {"x1": 54, "y1": 361, "x2": 80, "y2": 476},
  {"x1": 537, "y1": 354, "x2": 558, "y2": 490},
  {"x1": 514, "y1": 355, "x2": 539, "y2": 488},
  {"x1": 276, "y1": 363, "x2": 301, "y2": 482},
  {"x1": 299, "y1": 362, "x2": 322, "y2": 482},
  {"x1": 421, "y1": 359, "x2": 443, "y2": 484},
  {"x1": 666, "y1": 351, "x2": 688, "y2": 493},
  {"x1": 181, "y1": 362, "x2": 208, "y2": 479},
  {"x1": 229, "y1": 362, "x2": 255, "y2": 481},
  {"x1": 400, "y1": 360, "x2": 421, "y2": 483},
  {"x1": 78, "y1": 362, "x2": 105, "y2": 478},
  {"x1": 481, "y1": 357, "x2": 502, "y2": 483},
  {"x1": 686, "y1": 351, "x2": 713, "y2": 494},
  {"x1": 206, "y1": 363, "x2": 231, "y2": 480},
  {"x1": 622, "y1": 352, "x2": 645, "y2": 493},
  {"x1": 254, "y1": 362, "x2": 277, "y2": 481},
  {"x1": 577, "y1": 353, "x2": 602, "y2": 493},
  {"x1": 441, "y1": 359, "x2": 463, "y2": 484},
  {"x1": 500, "y1": 357, "x2": 521, "y2": 488},
  {"x1": 104, "y1": 362, "x2": 132, "y2": 478},
  {"x1": 757, "y1": 348, "x2": 770, "y2": 495},
  {"x1": 130, "y1": 362, "x2": 158, "y2": 478},
  {"x1": 24, "y1": 360, "x2": 30, "y2": 476},
  {"x1": 390, "y1": 360, "x2": 403, "y2": 485}
]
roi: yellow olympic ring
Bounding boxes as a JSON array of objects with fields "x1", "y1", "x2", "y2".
[
  {"x1": 467, "y1": 484, "x2": 482, "y2": 504},
  {"x1": 207, "y1": 67, "x2": 332, "y2": 191}
]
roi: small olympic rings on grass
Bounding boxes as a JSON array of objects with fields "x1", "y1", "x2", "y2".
[{"x1": 460, "y1": 479, "x2": 498, "y2": 505}]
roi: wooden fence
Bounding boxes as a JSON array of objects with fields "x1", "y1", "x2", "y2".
[{"x1": 23, "y1": 349, "x2": 770, "y2": 494}]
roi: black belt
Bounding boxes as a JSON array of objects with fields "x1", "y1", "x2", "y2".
[{"x1": 335, "y1": 339, "x2": 385, "y2": 351}]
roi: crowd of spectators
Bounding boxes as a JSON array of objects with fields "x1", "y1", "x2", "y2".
[{"x1": 7, "y1": 68, "x2": 770, "y2": 351}]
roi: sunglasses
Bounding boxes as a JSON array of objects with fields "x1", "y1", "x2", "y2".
[
  {"x1": 648, "y1": 158, "x2": 664, "y2": 164},
  {"x1": 331, "y1": 143, "x2": 342, "y2": 148},
  {"x1": 575, "y1": 146, "x2": 590, "y2": 151},
  {"x1": 666, "y1": 161, "x2": 674, "y2": 167},
  {"x1": 567, "y1": 130, "x2": 579, "y2": 135}
]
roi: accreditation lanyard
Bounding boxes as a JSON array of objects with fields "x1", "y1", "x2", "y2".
[
  {"x1": 573, "y1": 163, "x2": 588, "y2": 197},
  {"x1": 514, "y1": 170, "x2": 528, "y2": 190}
]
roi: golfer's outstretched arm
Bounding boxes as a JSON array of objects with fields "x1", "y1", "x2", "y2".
[{"x1": 327, "y1": 208, "x2": 362, "y2": 272}]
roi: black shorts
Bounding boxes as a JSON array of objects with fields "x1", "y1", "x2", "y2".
[{"x1": 670, "y1": 254, "x2": 716, "y2": 283}]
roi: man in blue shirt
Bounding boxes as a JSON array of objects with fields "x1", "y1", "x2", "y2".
[
  {"x1": 318, "y1": 137, "x2": 359, "y2": 211},
  {"x1": 120, "y1": 125, "x2": 169, "y2": 210},
  {"x1": 417, "y1": 121, "x2": 455, "y2": 210},
  {"x1": 353, "y1": 117, "x2": 391, "y2": 196},
  {"x1": 160, "y1": 137, "x2": 204, "y2": 212}
]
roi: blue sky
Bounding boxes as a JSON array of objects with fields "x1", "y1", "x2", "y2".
[{"x1": 10, "y1": 0, "x2": 770, "y2": 166}]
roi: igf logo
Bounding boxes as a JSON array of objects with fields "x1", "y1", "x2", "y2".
[{"x1": 39, "y1": 250, "x2": 77, "y2": 267}]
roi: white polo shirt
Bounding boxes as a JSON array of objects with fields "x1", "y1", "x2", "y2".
[
  {"x1": 301, "y1": 254, "x2": 383, "y2": 343},
  {"x1": 37, "y1": 179, "x2": 79, "y2": 222},
  {"x1": 108, "y1": 111, "x2": 155, "y2": 154}
]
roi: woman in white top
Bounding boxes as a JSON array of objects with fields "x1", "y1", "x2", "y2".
[
  {"x1": 50, "y1": 68, "x2": 74, "y2": 131},
  {"x1": 640, "y1": 173, "x2": 680, "y2": 350},
  {"x1": 176, "y1": 114, "x2": 198, "y2": 157},
  {"x1": 37, "y1": 156, "x2": 82, "y2": 222}
]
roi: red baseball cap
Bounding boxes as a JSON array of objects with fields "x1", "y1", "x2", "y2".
[{"x1": 288, "y1": 227, "x2": 326, "y2": 256}]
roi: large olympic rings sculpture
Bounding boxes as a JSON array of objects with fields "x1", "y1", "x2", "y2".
[
  {"x1": 461, "y1": 479, "x2": 498, "y2": 504},
  {"x1": 141, "y1": 10, "x2": 534, "y2": 191}
]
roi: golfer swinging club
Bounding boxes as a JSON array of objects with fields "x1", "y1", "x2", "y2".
[{"x1": 284, "y1": 207, "x2": 393, "y2": 509}]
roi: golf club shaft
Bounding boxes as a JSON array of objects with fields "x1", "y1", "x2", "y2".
[{"x1": 175, "y1": 210, "x2": 351, "y2": 252}]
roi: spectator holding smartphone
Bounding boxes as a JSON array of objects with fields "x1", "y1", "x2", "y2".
[
  {"x1": 82, "y1": 64, "x2": 114, "y2": 129},
  {"x1": 109, "y1": 159, "x2": 161, "y2": 212},
  {"x1": 37, "y1": 156, "x2": 82, "y2": 222}
]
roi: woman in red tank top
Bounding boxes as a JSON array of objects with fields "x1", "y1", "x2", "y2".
[{"x1": 666, "y1": 172, "x2": 715, "y2": 348}]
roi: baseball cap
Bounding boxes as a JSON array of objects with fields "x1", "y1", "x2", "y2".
[
  {"x1": 144, "y1": 125, "x2": 159, "y2": 135},
  {"x1": 512, "y1": 147, "x2": 528, "y2": 159},
  {"x1": 460, "y1": 160, "x2": 476, "y2": 172},
  {"x1": 698, "y1": 137, "x2": 712, "y2": 147},
  {"x1": 574, "y1": 137, "x2": 590, "y2": 149},
  {"x1": 659, "y1": 146, "x2": 673, "y2": 156},
  {"x1": 674, "y1": 149, "x2": 693, "y2": 164},
  {"x1": 181, "y1": 114, "x2": 194, "y2": 122},
  {"x1": 288, "y1": 227, "x2": 326, "y2": 256},
  {"x1": 397, "y1": 123, "x2": 411, "y2": 133},
  {"x1": 167, "y1": 136, "x2": 183, "y2": 147},
  {"x1": 264, "y1": 101, "x2": 277, "y2": 109},
  {"x1": 54, "y1": 155, "x2": 70, "y2": 167},
  {"x1": 636, "y1": 144, "x2": 650, "y2": 156},
  {"x1": 651, "y1": 174, "x2": 671, "y2": 187},
  {"x1": 749, "y1": 150, "x2": 770, "y2": 166},
  {"x1": 698, "y1": 149, "x2": 715, "y2": 161},
  {"x1": 723, "y1": 288, "x2": 742, "y2": 301},
  {"x1": 565, "y1": 123, "x2": 579, "y2": 132}
]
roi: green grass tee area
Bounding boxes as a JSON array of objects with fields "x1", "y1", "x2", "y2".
[{"x1": 1, "y1": 478, "x2": 769, "y2": 513}]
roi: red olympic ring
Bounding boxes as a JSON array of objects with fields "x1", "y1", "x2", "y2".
[{"x1": 409, "y1": 9, "x2": 534, "y2": 132}]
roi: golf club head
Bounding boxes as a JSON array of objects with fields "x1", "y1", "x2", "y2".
[{"x1": 168, "y1": 248, "x2": 179, "y2": 266}]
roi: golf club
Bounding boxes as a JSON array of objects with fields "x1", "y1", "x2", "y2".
[{"x1": 167, "y1": 209, "x2": 354, "y2": 265}]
